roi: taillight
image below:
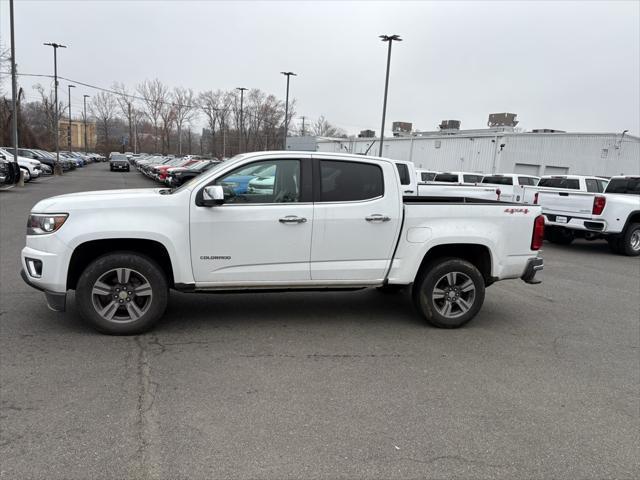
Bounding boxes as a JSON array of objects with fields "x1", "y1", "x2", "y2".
[
  {"x1": 531, "y1": 215, "x2": 545, "y2": 250},
  {"x1": 533, "y1": 192, "x2": 539, "y2": 204},
  {"x1": 592, "y1": 195, "x2": 606, "y2": 215}
]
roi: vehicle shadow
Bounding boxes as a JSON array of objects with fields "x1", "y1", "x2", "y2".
[{"x1": 154, "y1": 288, "x2": 424, "y2": 333}]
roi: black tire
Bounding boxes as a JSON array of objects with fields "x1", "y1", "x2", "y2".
[
  {"x1": 76, "y1": 253, "x2": 168, "y2": 334},
  {"x1": 412, "y1": 258, "x2": 486, "y2": 329},
  {"x1": 547, "y1": 226, "x2": 574, "y2": 245},
  {"x1": 620, "y1": 223, "x2": 640, "y2": 256},
  {"x1": 376, "y1": 284, "x2": 405, "y2": 294}
]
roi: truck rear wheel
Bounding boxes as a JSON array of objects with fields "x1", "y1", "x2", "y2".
[
  {"x1": 413, "y1": 258, "x2": 485, "y2": 329},
  {"x1": 76, "y1": 253, "x2": 168, "y2": 334},
  {"x1": 621, "y1": 223, "x2": 640, "y2": 256}
]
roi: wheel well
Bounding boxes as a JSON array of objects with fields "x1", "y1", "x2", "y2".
[
  {"x1": 67, "y1": 239, "x2": 174, "y2": 290},
  {"x1": 626, "y1": 212, "x2": 640, "y2": 228},
  {"x1": 416, "y1": 244, "x2": 493, "y2": 285}
]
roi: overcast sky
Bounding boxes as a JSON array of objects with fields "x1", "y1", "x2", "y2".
[{"x1": 1, "y1": 0, "x2": 639, "y2": 135}]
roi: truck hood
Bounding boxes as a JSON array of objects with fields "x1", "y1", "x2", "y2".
[{"x1": 31, "y1": 188, "x2": 167, "y2": 213}]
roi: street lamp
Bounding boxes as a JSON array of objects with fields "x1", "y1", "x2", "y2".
[
  {"x1": 83, "y1": 94, "x2": 90, "y2": 154},
  {"x1": 43, "y1": 42, "x2": 67, "y2": 174},
  {"x1": 67, "y1": 84, "x2": 75, "y2": 152},
  {"x1": 236, "y1": 87, "x2": 248, "y2": 153},
  {"x1": 280, "y1": 71, "x2": 297, "y2": 150},
  {"x1": 378, "y1": 34, "x2": 402, "y2": 157}
]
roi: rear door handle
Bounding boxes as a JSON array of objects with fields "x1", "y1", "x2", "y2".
[
  {"x1": 365, "y1": 214, "x2": 391, "y2": 222},
  {"x1": 279, "y1": 215, "x2": 307, "y2": 224}
]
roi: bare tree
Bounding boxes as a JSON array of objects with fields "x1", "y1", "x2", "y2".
[
  {"x1": 137, "y1": 79, "x2": 168, "y2": 153},
  {"x1": 198, "y1": 90, "x2": 224, "y2": 157},
  {"x1": 172, "y1": 87, "x2": 196, "y2": 155},
  {"x1": 312, "y1": 115, "x2": 346, "y2": 138},
  {"x1": 90, "y1": 91, "x2": 118, "y2": 150},
  {"x1": 112, "y1": 82, "x2": 135, "y2": 147}
]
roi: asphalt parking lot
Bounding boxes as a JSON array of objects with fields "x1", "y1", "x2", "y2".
[{"x1": 1, "y1": 164, "x2": 638, "y2": 480}]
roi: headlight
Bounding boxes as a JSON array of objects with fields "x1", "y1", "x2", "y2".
[{"x1": 27, "y1": 213, "x2": 68, "y2": 235}]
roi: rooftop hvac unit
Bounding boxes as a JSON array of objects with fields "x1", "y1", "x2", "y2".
[
  {"x1": 439, "y1": 120, "x2": 461, "y2": 130},
  {"x1": 488, "y1": 113, "x2": 519, "y2": 127}
]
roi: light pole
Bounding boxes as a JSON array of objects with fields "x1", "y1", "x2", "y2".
[
  {"x1": 83, "y1": 94, "x2": 90, "y2": 154},
  {"x1": 378, "y1": 34, "x2": 402, "y2": 157},
  {"x1": 44, "y1": 42, "x2": 67, "y2": 174},
  {"x1": 236, "y1": 87, "x2": 247, "y2": 153},
  {"x1": 9, "y1": 0, "x2": 19, "y2": 173},
  {"x1": 67, "y1": 84, "x2": 75, "y2": 152},
  {"x1": 280, "y1": 71, "x2": 296, "y2": 150}
]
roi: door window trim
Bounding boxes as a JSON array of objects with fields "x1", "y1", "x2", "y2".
[{"x1": 195, "y1": 158, "x2": 312, "y2": 206}]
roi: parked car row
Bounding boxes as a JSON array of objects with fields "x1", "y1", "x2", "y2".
[
  {"x1": 129, "y1": 154, "x2": 221, "y2": 187},
  {"x1": 404, "y1": 164, "x2": 640, "y2": 256},
  {"x1": 0, "y1": 147, "x2": 105, "y2": 187}
]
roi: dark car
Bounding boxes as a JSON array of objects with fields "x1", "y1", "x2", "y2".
[
  {"x1": 0, "y1": 152, "x2": 21, "y2": 186},
  {"x1": 110, "y1": 153, "x2": 130, "y2": 172},
  {"x1": 166, "y1": 160, "x2": 219, "y2": 187}
]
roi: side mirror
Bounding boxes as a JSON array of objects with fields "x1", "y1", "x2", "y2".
[{"x1": 202, "y1": 185, "x2": 225, "y2": 206}]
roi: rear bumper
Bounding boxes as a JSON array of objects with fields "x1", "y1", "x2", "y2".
[
  {"x1": 20, "y1": 269, "x2": 66, "y2": 312},
  {"x1": 543, "y1": 214, "x2": 614, "y2": 233},
  {"x1": 521, "y1": 257, "x2": 543, "y2": 284}
]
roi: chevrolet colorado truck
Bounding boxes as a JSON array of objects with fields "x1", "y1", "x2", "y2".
[{"x1": 21, "y1": 152, "x2": 544, "y2": 334}]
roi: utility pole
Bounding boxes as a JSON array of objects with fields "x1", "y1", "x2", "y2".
[
  {"x1": 83, "y1": 94, "x2": 89, "y2": 154},
  {"x1": 236, "y1": 87, "x2": 247, "y2": 153},
  {"x1": 133, "y1": 109, "x2": 138, "y2": 154},
  {"x1": 67, "y1": 84, "x2": 75, "y2": 152},
  {"x1": 44, "y1": 42, "x2": 67, "y2": 174},
  {"x1": 280, "y1": 71, "x2": 296, "y2": 150},
  {"x1": 378, "y1": 34, "x2": 402, "y2": 157},
  {"x1": 9, "y1": 0, "x2": 19, "y2": 165},
  {"x1": 300, "y1": 116, "x2": 306, "y2": 136}
]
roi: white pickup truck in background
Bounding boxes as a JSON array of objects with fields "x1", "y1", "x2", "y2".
[
  {"x1": 21, "y1": 151, "x2": 545, "y2": 334},
  {"x1": 540, "y1": 176, "x2": 640, "y2": 255}
]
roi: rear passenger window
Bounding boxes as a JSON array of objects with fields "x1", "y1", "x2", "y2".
[
  {"x1": 463, "y1": 175, "x2": 483, "y2": 183},
  {"x1": 585, "y1": 179, "x2": 599, "y2": 192},
  {"x1": 518, "y1": 176, "x2": 537, "y2": 186},
  {"x1": 320, "y1": 160, "x2": 383, "y2": 202},
  {"x1": 396, "y1": 163, "x2": 410, "y2": 185},
  {"x1": 597, "y1": 180, "x2": 608, "y2": 192}
]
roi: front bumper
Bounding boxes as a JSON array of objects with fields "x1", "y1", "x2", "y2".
[
  {"x1": 521, "y1": 257, "x2": 543, "y2": 284},
  {"x1": 20, "y1": 269, "x2": 66, "y2": 311}
]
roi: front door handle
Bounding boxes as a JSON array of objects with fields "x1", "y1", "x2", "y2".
[
  {"x1": 365, "y1": 214, "x2": 391, "y2": 222},
  {"x1": 279, "y1": 215, "x2": 307, "y2": 224}
]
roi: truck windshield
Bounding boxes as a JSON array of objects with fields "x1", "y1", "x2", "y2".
[
  {"x1": 605, "y1": 178, "x2": 640, "y2": 195},
  {"x1": 482, "y1": 176, "x2": 513, "y2": 185}
]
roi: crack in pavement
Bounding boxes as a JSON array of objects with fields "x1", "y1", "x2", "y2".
[{"x1": 133, "y1": 335, "x2": 162, "y2": 479}]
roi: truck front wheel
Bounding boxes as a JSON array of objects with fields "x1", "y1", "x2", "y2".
[
  {"x1": 76, "y1": 253, "x2": 168, "y2": 334},
  {"x1": 413, "y1": 258, "x2": 485, "y2": 328}
]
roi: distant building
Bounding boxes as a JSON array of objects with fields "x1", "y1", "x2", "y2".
[
  {"x1": 58, "y1": 118, "x2": 96, "y2": 150},
  {"x1": 287, "y1": 127, "x2": 640, "y2": 177}
]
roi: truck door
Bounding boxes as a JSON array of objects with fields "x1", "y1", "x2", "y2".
[
  {"x1": 310, "y1": 157, "x2": 402, "y2": 282},
  {"x1": 190, "y1": 156, "x2": 313, "y2": 285}
]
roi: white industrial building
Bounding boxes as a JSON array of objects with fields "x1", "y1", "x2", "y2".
[{"x1": 286, "y1": 127, "x2": 640, "y2": 177}]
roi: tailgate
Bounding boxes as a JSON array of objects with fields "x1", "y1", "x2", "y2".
[{"x1": 537, "y1": 189, "x2": 595, "y2": 215}]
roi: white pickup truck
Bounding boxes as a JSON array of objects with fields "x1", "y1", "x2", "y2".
[
  {"x1": 540, "y1": 176, "x2": 640, "y2": 255},
  {"x1": 21, "y1": 152, "x2": 545, "y2": 334}
]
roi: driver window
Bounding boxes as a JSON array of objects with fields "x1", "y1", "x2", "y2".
[{"x1": 214, "y1": 159, "x2": 300, "y2": 204}]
